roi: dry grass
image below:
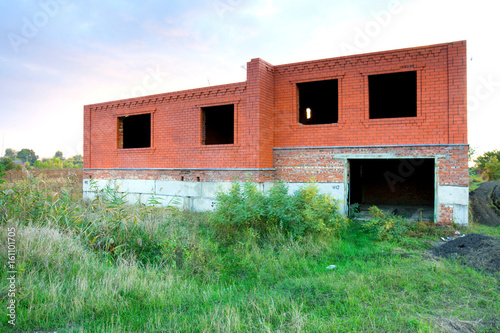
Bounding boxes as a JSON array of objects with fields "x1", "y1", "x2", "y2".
[{"x1": 3, "y1": 168, "x2": 82, "y2": 190}]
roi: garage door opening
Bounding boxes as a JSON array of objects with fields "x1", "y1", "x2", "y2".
[{"x1": 349, "y1": 158, "x2": 434, "y2": 220}]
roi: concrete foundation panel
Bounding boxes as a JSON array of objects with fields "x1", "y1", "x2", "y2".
[
  {"x1": 453, "y1": 205, "x2": 468, "y2": 226},
  {"x1": 438, "y1": 186, "x2": 469, "y2": 205},
  {"x1": 156, "y1": 180, "x2": 202, "y2": 197},
  {"x1": 83, "y1": 179, "x2": 346, "y2": 216}
]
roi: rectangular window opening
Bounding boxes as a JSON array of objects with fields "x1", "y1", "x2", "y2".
[
  {"x1": 298, "y1": 79, "x2": 338, "y2": 125},
  {"x1": 118, "y1": 113, "x2": 151, "y2": 149},
  {"x1": 369, "y1": 71, "x2": 417, "y2": 119},
  {"x1": 202, "y1": 104, "x2": 234, "y2": 145}
]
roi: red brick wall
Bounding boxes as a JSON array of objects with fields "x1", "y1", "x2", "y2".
[
  {"x1": 85, "y1": 82, "x2": 254, "y2": 169},
  {"x1": 84, "y1": 41, "x2": 467, "y2": 172},
  {"x1": 273, "y1": 144, "x2": 469, "y2": 185},
  {"x1": 438, "y1": 205, "x2": 454, "y2": 224},
  {"x1": 273, "y1": 41, "x2": 467, "y2": 148},
  {"x1": 84, "y1": 144, "x2": 467, "y2": 186},
  {"x1": 246, "y1": 58, "x2": 275, "y2": 168},
  {"x1": 83, "y1": 168, "x2": 275, "y2": 182}
]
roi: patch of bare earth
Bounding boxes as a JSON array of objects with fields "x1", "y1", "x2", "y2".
[
  {"x1": 431, "y1": 233, "x2": 500, "y2": 275},
  {"x1": 429, "y1": 234, "x2": 500, "y2": 332}
]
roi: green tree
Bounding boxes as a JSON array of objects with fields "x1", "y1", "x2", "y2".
[
  {"x1": 474, "y1": 150, "x2": 500, "y2": 170},
  {"x1": 67, "y1": 154, "x2": 83, "y2": 168},
  {"x1": 53, "y1": 157, "x2": 62, "y2": 168},
  {"x1": 54, "y1": 150, "x2": 64, "y2": 160},
  {"x1": 484, "y1": 156, "x2": 500, "y2": 180},
  {"x1": 17, "y1": 148, "x2": 38, "y2": 165},
  {"x1": 4, "y1": 148, "x2": 17, "y2": 159},
  {"x1": 70, "y1": 154, "x2": 83, "y2": 164},
  {"x1": 475, "y1": 149, "x2": 500, "y2": 181},
  {"x1": 0, "y1": 157, "x2": 22, "y2": 171}
]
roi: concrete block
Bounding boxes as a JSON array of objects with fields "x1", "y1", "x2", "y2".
[
  {"x1": 82, "y1": 191, "x2": 98, "y2": 201},
  {"x1": 124, "y1": 193, "x2": 150, "y2": 205},
  {"x1": 116, "y1": 179, "x2": 156, "y2": 194},
  {"x1": 155, "y1": 180, "x2": 202, "y2": 197},
  {"x1": 438, "y1": 186, "x2": 469, "y2": 205},
  {"x1": 453, "y1": 204, "x2": 468, "y2": 225},
  {"x1": 201, "y1": 181, "x2": 233, "y2": 199},
  {"x1": 287, "y1": 182, "x2": 345, "y2": 201},
  {"x1": 82, "y1": 179, "x2": 108, "y2": 192},
  {"x1": 262, "y1": 182, "x2": 275, "y2": 193},
  {"x1": 191, "y1": 197, "x2": 217, "y2": 211}
]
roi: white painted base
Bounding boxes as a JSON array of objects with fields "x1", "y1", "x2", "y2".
[
  {"x1": 82, "y1": 179, "x2": 346, "y2": 213},
  {"x1": 82, "y1": 179, "x2": 468, "y2": 225}
]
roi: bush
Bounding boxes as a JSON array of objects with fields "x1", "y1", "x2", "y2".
[
  {"x1": 359, "y1": 206, "x2": 455, "y2": 241},
  {"x1": 210, "y1": 181, "x2": 348, "y2": 243},
  {"x1": 0, "y1": 157, "x2": 22, "y2": 172},
  {"x1": 360, "y1": 206, "x2": 413, "y2": 241},
  {"x1": 474, "y1": 149, "x2": 500, "y2": 180}
]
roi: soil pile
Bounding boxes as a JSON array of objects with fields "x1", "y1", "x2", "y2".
[
  {"x1": 432, "y1": 233, "x2": 500, "y2": 274},
  {"x1": 469, "y1": 181, "x2": 500, "y2": 227}
]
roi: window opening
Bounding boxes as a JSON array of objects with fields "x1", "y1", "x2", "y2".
[
  {"x1": 202, "y1": 104, "x2": 234, "y2": 145},
  {"x1": 298, "y1": 79, "x2": 338, "y2": 125},
  {"x1": 369, "y1": 71, "x2": 417, "y2": 119},
  {"x1": 118, "y1": 113, "x2": 151, "y2": 149}
]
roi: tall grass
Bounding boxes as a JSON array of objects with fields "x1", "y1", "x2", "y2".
[{"x1": 1, "y1": 174, "x2": 499, "y2": 332}]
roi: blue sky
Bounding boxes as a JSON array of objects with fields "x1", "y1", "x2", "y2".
[{"x1": 0, "y1": 0, "x2": 499, "y2": 159}]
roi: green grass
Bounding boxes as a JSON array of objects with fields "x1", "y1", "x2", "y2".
[
  {"x1": 465, "y1": 219, "x2": 500, "y2": 238},
  {"x1": 1, "y1": 176, "x2": 499, "y2": 332}
]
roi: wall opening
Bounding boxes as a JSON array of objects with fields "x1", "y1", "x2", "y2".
[
  {"x1": 349, "y1": 158, "x2": 434, "y2": 220},
  {"x1": 202, "y1": 104, "x2": 234, "y2": 145},
  {"x1": 118, "y1": 113, "x2": 151, "y2": 149},
  {"x1": 298, "y1": 79, "x2": 338, "y2": 124},
  {"x1": 369, "y1": 71, "x2": 417, "y2": 119}
]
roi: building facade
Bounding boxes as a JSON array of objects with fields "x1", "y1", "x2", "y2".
[{"x1": 84, "y1": 41, "x2": 468, "y2": 224}]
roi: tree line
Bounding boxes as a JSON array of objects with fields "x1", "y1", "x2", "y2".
[
  {"x1": 472, "y1": 149, "x2": 500, "y2": 181},
  {"x1": 1, "y1": 148, "x2": 83, "y2": 170}
]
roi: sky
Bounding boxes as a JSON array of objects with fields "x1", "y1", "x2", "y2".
[{"x1": 0, "y1": 0, "x2": 499, "y2": 160}]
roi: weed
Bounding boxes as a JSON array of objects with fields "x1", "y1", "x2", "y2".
[
  {"x1": 359, "y1": 206, "x2": 455, "y2": 242},
  {"x1": 210, "y1": 181, "x2": 348, "y2": 244},
  {"x1": 0, "y1": 164, "x2": 6, "y2": 185}
]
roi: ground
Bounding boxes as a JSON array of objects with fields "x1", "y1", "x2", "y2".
[
  {"x1": 432, "y1": 233, "x2": 500, "y2": 275},
  {"x1": 469, "y1": 181, "x2": 500, "y2": 227}
]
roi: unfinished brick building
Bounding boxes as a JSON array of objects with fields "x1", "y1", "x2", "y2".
[{"x1": 83, "y1": 41, "x2": 469, "y2": 224}]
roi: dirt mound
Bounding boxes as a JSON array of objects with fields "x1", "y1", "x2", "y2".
[
  {"x1": 469, "y1": 181, "x2": 500, "y2": 227},
  {"x1": 432, "y1": 234, "x2": 500, "y2": 274}
]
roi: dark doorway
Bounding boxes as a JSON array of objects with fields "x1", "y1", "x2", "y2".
[{"x1": 349, "y1": 158, "x2": 434, "y2": 219}]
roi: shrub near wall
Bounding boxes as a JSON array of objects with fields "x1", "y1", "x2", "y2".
[{"x1": 210, "y1": 181, "x2": 348, "y2": 244}]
